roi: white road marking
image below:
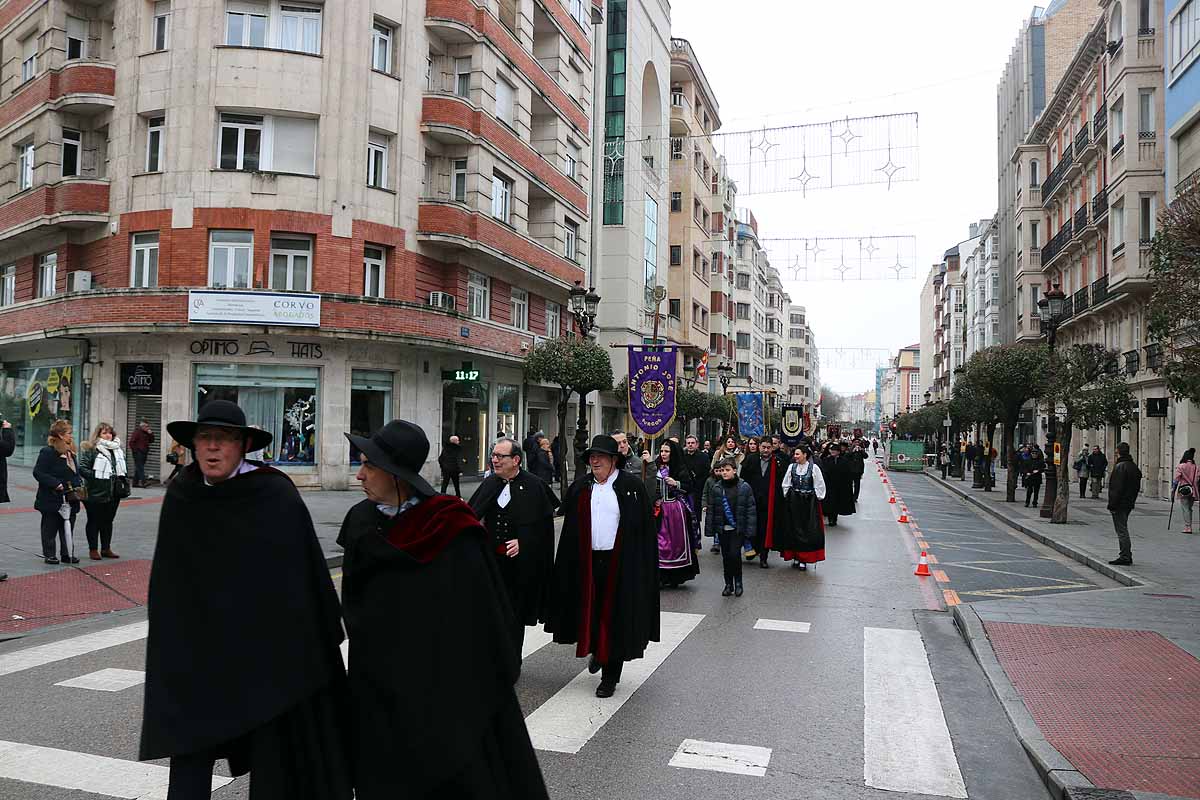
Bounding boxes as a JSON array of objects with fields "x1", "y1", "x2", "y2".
[
  {"x1": 0, "y1": 621, "x2": 148, "y2": 678},
  {"x1": 0, "y1": 739, "x2": 232, "y2": 799},
  {"x1": 753, "y1": 618, "x2": 811, "y2": 633},
  {"x1": 522, "y1": 625, "x2": 555, "y2": 659},
  {"x1": 668, "y1": 739, "x2": 772, "y2": 777},
  {"x1": 525, "y1": 611, "x2": 705, "y2": 754},
  {"x1": 863, "y1": 627, "x2": 967, "y2": 798},
  {"x1": 55, "y1": 668, "x2": 145, "y2": 692}
]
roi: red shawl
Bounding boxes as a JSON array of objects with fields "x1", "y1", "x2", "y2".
[{"x1": 384, "y1": 495, "x2": 486, "y2": 564}]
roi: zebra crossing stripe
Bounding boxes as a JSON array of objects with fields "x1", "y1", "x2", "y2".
[{"x1": 0, "y1": 622, "x2": 148, "y2": 678}]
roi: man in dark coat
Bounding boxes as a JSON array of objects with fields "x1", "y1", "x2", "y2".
[
  {"x1": 846, "y1": 440, "x2": 868, "y2": 501},
  {"x1": 1106, "y1": 442, "x2": 1142, "y2": 566},
  {"x1": 339, "y1": 420, "x2": 548, "y2": 799},
  {"x1": 683, "y1": 435, "x2": 711, "y2": 524},
  {"x1": 0, "y1": 418, "x2": 11, "y2": 580},
  {"x1": 140, "y1": 400, "x2": 350, "y2": 800},
  {"x1": 820, "y1": 442, "x2": 856, "y2": 526},
  {"x1": 545, "y1": 434, "x2": 659, "y2": 698},
  {"x1": 438, "y1": 434, "x2": 464, "y2": 496},
  {"x1": 740, "y1": 436, "x2": 785, "y2": 567},
  {"x1": 469, "y1": 438, "x2": 558, "y2": 650},
  {"x1": 128, "y1": 419, "x2": 154, "y2": 487},
  {"x1": 1088, "y1": 444, "x2": 1109, "y2": 499}
]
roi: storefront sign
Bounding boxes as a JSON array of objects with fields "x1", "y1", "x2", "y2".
[
  {"x1": 1146, "y1": 398, "x2": 1168, "y2": 417},
  {"x1": 120, "y1": 363, "x2": 163, "y2": 394},
  {"x1": 189, "y1": 339, "x2": 323, "y2": 359},
  {"x1": 188, "y1": 290, "x2": 322, "y2": 328}
]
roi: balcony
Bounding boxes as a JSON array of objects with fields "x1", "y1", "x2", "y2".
[
  {"x1": 1094, "y1": 104, "x2": 1108, "y2": 139},
  {"x1": 1176, "y1": 167, "x2": 1200, "y2": 197},
  {"x1": 0, "y1": 62, "x2": 116, "y2": 130},
  {"x1": 1073, "y1": 287, "x2": 1089, "y2": 314},
  {"x1": 1060, "y1": 296, "x2": 1074, "y2": 320},
  {"x1": 0, "y1": 180, "x2": 110, "y2": 244},
  {"x1": 1091, "y1": 274, "x2": 1109, "y2": 306},
  {"x1": 1092, "y1": 187, "x2": 1109, "y2": 220},
  {"x1": 1040, "y1": 220, "x2": 1073, "y2": 267},
  {"x1": 1145, "y1": 343, "x2": 1164, "y2": 371},
  {"x1": 1074, "y1": 205, "x2": 1089, "y2": 235},
  {"x1": 1112, "y1": 134, "x2": 1126, "y2": 156},
  {"x1": 1124, "y1": 350, "x2": 1140, "y2": 376},
  {"x1": 1041, "y1": 144, "x2": 1073, "y2": 202},
  {"x1": 1074, "y1": 125, "x2": 1090, "y2": 154}
]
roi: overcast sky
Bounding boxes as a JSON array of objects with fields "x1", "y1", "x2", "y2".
[{"x1": 670, "y1": 0, "x2": 1043, "y2": 394}]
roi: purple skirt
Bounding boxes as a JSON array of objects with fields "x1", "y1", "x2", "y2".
[{"x1": 658, "y1": 498, "x2": 700, "y2": 584}]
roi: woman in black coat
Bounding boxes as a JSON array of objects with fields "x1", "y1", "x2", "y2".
[
  {"x1": 0, "y1": 419, "x2": 14, "y2": 504},
  {"x1": 530, "y1": 437, "x2": 556, "y2": 483},
  {"x1": 1024, "y1": 447, "x2": 1046, "y2": 507},
  {"x1": 32, "y1": 420, "x2": 84, "y2": 565}
]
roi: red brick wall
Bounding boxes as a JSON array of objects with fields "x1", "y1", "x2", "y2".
[
  {"x1": 0, "y1": 64, "x2": 116, "y2": 130},
  {"x1": 0, "y1": 0, "x2": 40, "y2": 34},
  {"x1": 546, "y1": 0, "x2": 592, "y2": 62},
  {"x1": 0, "y1": 182, "x2": 109, "y2": 237}
]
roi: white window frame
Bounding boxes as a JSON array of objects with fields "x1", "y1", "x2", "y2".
[
  {"x1": 279, "y1": 4, "x2": 321, "y2": 54},
  {"x1": 564, "y1": 218, "x2": 578, "y2": 261},
  {"x1": 1170, "y1": 0, "x2": 1200, "y2": 75},
  {"x1": 496, "y1": 76, "x2": 516, "y2": 128},
  {"x1": 146, "y1": 116, "x2": 165, "y2": 172},
  {"x1": 363, "y1": 245, "x2": 385, "y2": 298},
  {"x1": 372, "y1": 21, "x2": 393, "y2": 72},
  {"x1": 455, "y1": 58, "x2": 471, "y2": 98},
  {"x1": 0, "y1": 264, "x2": 14, "y2": 307},
  {"x1": 225, "y1": 4, "x2": 269, "y2": 48},
  {"x1": 208, "y1": 230, "x2": 254, "y2": 289},
  {"x1": 131, "y1": 232, "x2": 160, "y2": 288},
  {"x1": 21, "y1": 36, "x2": 37, "y2": 83},
  {"x1": 511, "y1": 287, "x2": 529, "y2": 330},
  {"x1": 61, "y1": 129, "x2": 81, "y2": 178},
  {"x1": 468, "y1": 270, "x2": 490, "y2": 320},
  {"x1": 452, "y1": 158, "x2": 468, "y2": 202},
  {"x1": 218, "y1": 113, "x2": 264, "y2": 171},
  {"x1": 18, "y1": 143, "x2": 34, "y2": 191},
  {"x1": 545, "y1": 300, "x2": 561, "y2": 338},
  {"x1": 565, "y1": 150, "x2": 577, "y2": 180},
  {"x1": 269, "y1": 235, "x2": 313, "y2": 292},
  {"x1": 154, "y1": 2, "x2": 171, "y2": 51},
  {"x1": 367, "y1": 133, "x2": 389, "y2": 189},
  {"x1": 491, "y1": 172, "x2": 513, "y2": 223},
  {"x1": 1138, "y1": 88, "x2": 1155, "y2": 134},
  {"x1": 66, "y1": 16, "x2": 87, "y2": 60},
  {"x1": 38, "y1": 252, "x2": 57, "y2": 298}
]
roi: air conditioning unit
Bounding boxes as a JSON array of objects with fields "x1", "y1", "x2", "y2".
[
  {"x1": 427, "y1": 291, "x2": 455, "y2": 310},
  {"x1": 67, "y1": 271, "x2": 92, "y2": 292}
]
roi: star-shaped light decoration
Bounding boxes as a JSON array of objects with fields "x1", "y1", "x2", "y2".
[
  {"x1": 789, "y1": 254, "x2": 806, "y2": 282},
  {"x1": 836, "y1": 242, "x2": 850, "y2": 281},
  {"x1": 863, "y1": 238, "x2": 879, "y2": 260},
  {"x1": 604, "y1": 140, "x2": 624, "y2": 176},
  {"x1": 790, "y1": 163, "x2": 819, "y2": 197},
  {"x1": 876, "y1": 143, "x2": 905, "y2": 189},
  {"x1": 751, "y1": 127, "x2": 779, "y2": 164},
  {"x1": 835, "y1": 117, "x2": 860, "y2": 154},
  {"x1": 807, "y1": 238, "x2": 824, "y2": 260},
  {"x1": 890, "y1": 248, "x2": 906, "y2": 279}
]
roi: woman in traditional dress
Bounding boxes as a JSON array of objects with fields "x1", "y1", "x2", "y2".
[
  {"x1": 775, "y1": 445, "x2": 826, "y2": 571},
  {"x1": 646, "y1": 439, "x2": 700, "y2": 588}
]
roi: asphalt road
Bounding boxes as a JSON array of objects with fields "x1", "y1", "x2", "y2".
[{"x1": 0, "y1": 461, "x2": 1071, "y2": 799}]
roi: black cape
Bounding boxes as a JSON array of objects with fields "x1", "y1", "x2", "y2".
[
  {"x1": 140, "y1": 464, "x2": 350, "y2": 798},
  {"x1": 820, "y1": 454, "x2": 857, "y2": 516},
  {"x1": 469, "y1": 470, "x2": 559, "y2": 626},
  {"x1": 338, "y1": 496, "x2": 548, "y2": 800},
  {"x1": 545, "y1": 470, "x2": 660, "y2": 664}
]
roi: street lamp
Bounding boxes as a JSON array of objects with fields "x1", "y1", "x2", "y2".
[
  {"x1": 717, "y1": 361, "x2": 732, "y2": 393},
  {"x1": 924, "y1": 390, "x2": 932, "y2": 406},
  {"x1": 569, "y1": 280, "x2": 602, "y2": 479},
  {"x1": 1036, "y1": 283, "x2": 1067, "y2": 518}
]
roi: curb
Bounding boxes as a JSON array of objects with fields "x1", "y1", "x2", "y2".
[
  {"x1": 920, "y1": 470, "x2": 1142, "y2": 587},
  {"x1": 951, "y1": 604, "x2": 1094, "y2": 799}
]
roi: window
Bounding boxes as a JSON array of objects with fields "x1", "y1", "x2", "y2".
[
  {"x1": 468, "y1": 271, "x2": 490, "y2": 319},
  {"x1": 1171, "y1": 0, "x2": 1200, "y2": 70},
  {"x1": 498, "y1": 0, "x2": 518, "y2": 31},
  {"x1": 670, "y1": 137, "x2": 683, "y2": 160},
  {"x1": 643, "y1": 196, "x2": 658, "y2": 309},
  {"x1": 496, "y1": 77, "x2": 516, "y2": 128},
  {"x1": 38, "y1": 253, "x2": 57, "y2": 298},
  {"x1": 154, "y1": 2, "x2": 171, "y2": 51},
  {"x1": 218, "y1": 113, "x2": 263, "y2": 171},
  {"x1": 272, "y1": 115, "x2": 318, "y2": 174},
  {"x1": 1112, "y1": 203, "x2": 1126, "y2": 248},
  {"x1": 670, "y1": 192, "x2": 681, "y2": 212},
  {"x1": 1139, "y1": 0, "x2": 1151, "y2": 30},
  {"x1": 565, "y1": 145, "x2": 580, "y2": 181},
  {"x1": 422, "y1": 150, "x2": 433, "y2": 195},
  {"x1": 1030, "y1": 159, "x2": 1040, "y2": 186},
  {"x1": 21, "y1": 36, "x2": 37, "y2": 82},
  {"x1": 131, "y1": 233, "x2": 160, "y2": 288},
  {"x1": 146, "y1": 117, "x2": 165, "y2": 172},
  {"x1": 568, "y1": 0, "x2": 588, "y2": 27},
  {"x1": 218, "y1": 113, "x2": 316, "y2": 174},
  {"x1": 367, "y1": 133, "x2": 388, "y2": 188},
  {"x1": 511, "y1": 288, "x2": 528, "y2": 330},
  {"x1": 61, "y1": 129, "x2": 81, "y2": 178},
  {"x1": 455, "y1": 58, "x2": 471, "y2": 98},
  {"x1": 668, "y1": 299, "x2": 681, "y2": 318},
  {"x1": 452, "y1": 159, "x2": 467, "y2": 202},
  {"x1": 350, "y1": 370, "x2": 393, "y2": 463},
  {"x1": 736, "y1": 273, "x2": 751, "y2": 290},
  {"x1": 0, "y1": 265, "x2": 13, "y2": 306},
  {"x1": 67, "y1": 16, "x2": 87, "y2": 60},
  {"x1": 736, "y1": 302, "x2": 750, "y2": 320},
  {"x1": 1138, "y1": 89, "x2": 1155, "y2": 135},
  {"x1": 209, "y1": 230, "x2": 253, "y2": 288},
  {"x1": 270, "y1": 236, "x2": 312, "y2": 291},
  {"x1": 278, "y1": 4, "x2": 321, "y2": 53},
  {"x1": 18, "y1": 143, "x2": 34, "y2": 191},
  {"x1": 736, "y1": 332, "x2": 751, "y2": 349},
  {"x1": 195, "y1": 363, "x2": 318, "y2": 465},
  {"x1": 491, "y1": 172, "x2": 513, "y2": 222},
  {"x1": 1140, "y1": 195, "x2": 1154, "y2": 242},
  {"x1": 372, "y1": 22, "x2": 393, "y2": 72},
  {"x1": 1112, "y1": 99, "x2": 1125, "y2": 137},
  {"x1": 226, "y1": 4, "x2": 269, "y2": 47},
  {"x1": 363, "y1": 245, "x2": 385, "y2": 297},
  {"x1": 669, "y1": 245, "x2": 682, "y2": 265},
  {"x1": 545, "y1": 300, "x2": 561, "y2": 337},
  {"x1": 564, "y1": 219, "x2": 578, "y2": 261}
]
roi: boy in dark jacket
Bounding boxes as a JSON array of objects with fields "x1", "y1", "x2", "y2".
[
  {"x1": 706, "y1": 457, "x2": 756, "y2": 597},
  {"x1": 1107, "y1": 442, "x2": 1142, "y2": 565}
]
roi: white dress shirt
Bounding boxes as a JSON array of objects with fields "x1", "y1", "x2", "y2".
[
  {"x1": 589, "y1": 473, "x2": 620, "y2": 551},
  {"x1": 781, "y1": 461, "x2": 827, "y2": 500},
  {"x1": 498, "y1": 482, "x2": 512, "y2": 509}
]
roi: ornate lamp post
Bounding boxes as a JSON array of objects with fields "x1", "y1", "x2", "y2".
[
  {"x1": 1037, "y1": 283, "x2": 1066, "y2": 518},
  {"x1": 569, "y1": 280, "x2": 601, "y2": 479},
  {"x1": 716, "y1": 361, "x2": 732, "y2": 439}
]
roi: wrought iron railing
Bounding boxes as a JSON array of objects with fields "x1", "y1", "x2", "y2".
[
  {"x1": 1060, "y1": 296, "x2": 1074, "y2": 320},
  {"x1": 1041, "y1": 144, "x2": 1074, "y2": 198},
  {"x1": 1073, "y1": 287, "x2": 1089, "y2": 313},
  {"x1": 1092, "y1": 274, "x2": 1109, "y2": 306},
  {"x1": 1075, "y1": 125, "x2": 1090, "y2": 152},
  {"x1": 1176, "y1": 167, "x2": 1200, "y2": 197},
  {"x1": 1112, "y1": 134, "x2": 1126, "y2": 155},
  {"x1": 1092, "y1": 186, "x2": 1109, "y2": 218},
  {"x1": 1074, "y1": 205, "x2": 1088, "y2": 233},
  {"x1": 1094, "y1": 104, "x2": 1107, "y2": 136},
  {"x1": 1041, "y1": 220, "x2": 1074, "y2": 265}
]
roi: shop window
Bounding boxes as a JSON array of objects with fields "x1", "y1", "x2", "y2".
[
  {"x1": 131, "y1": 232, "x2": 160, "y2": 288},
  {"x1": 0, "y1": 364, "x2": 80, "y2": 466},
  {"x1": 195, "y1": 363, "x2": 318, "y2": 465},
  {"x1": 349, "y1": 369, "x2": 393, "y2": 463},
  {"x1": 497, "y1": 383, "x2": 518, "y2": 440},
  {"x1": 209, "y1": 230, "x2": 253, "y2": 288},
  {"x1": 442, "y1": 379, "x2": 489, "y2": 475},
  {"x1": 363, "y1": 245, "x2": 385, "y2": 298},
  {"x1": 269, "y1": 236, "x2": 312, "y2": 292}
]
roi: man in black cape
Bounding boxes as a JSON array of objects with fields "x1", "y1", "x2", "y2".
[
  {"x1": 338, "y1": 420, "x2": 548, "y2": 800},
  {"x1": 820, "y1": 442, "x2": 857, "y2": 526},
  {"x1": 140, "y1": 400, "x2": 350, "y2": 800},
  {"x1": 469, "y1": 437, "x2": 558, "y2": 650},
  {"x1": 740, "y1": 435, "x2": 786, "y2": 567},
  {"x1": 545, "y1": 434, "x2": 659, "y2": 698}
]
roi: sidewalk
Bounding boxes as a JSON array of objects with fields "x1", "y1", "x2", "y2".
[{"x1": 924, "y1": 464, "x2": 1200, "y2": 799}]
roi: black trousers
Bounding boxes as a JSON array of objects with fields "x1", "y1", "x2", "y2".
[
  {"x1": 132, "y1": 451, "x2": 148, "y2": 484},
  {"x1": 753, "y1": 504, "x2": 770, "y2": 563},
  {"x1": 591, "y1": 551, "x2": 624, "y2": 686},
  {"x1": 851, "y1": 475, "x2": 862, "y2": 500},
  {"x1": 39, "y1": 508, "x2": 77, "y2": 560},
  {"x1": 718, "y1": 527, "x2": 744, "y2": 583},
  {"x1": 1025, "y1": 483, "x2": 1041, "y2": 507},
  {"x1": 84, "y1": 499, "x2": 120, "y2": 550},
  {"x1": 1079, "y1": 476, "x2": 1088, "y2": 498},
  {"x1": 441, "y1": 472, "x2": 461, "y2": 497},
  {"x1": 167, "y1": 751, "x2": 218, "y2": 800}
]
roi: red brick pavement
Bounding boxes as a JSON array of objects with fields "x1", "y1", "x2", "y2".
[
  {"x1": 0, "y1": 560, "x2": 151, "y2": 634},
  {"x1": 986, "y1": 621, "x2": 1200, "y2": 798}
]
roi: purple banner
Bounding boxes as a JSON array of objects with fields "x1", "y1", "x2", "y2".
[{"x1": 628, "y1": 347, "x2": 678, "y2": 438}]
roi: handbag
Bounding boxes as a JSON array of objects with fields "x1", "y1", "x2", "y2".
[
  {"x1": 166, "y1": 451, "x2": 179, "y2": 465},
  {"x1": 113, "y1": 475, "x2": 132, "y2": 500}
]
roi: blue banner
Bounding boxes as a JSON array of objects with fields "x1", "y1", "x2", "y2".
[
  {"x1": 736, "y1": 393, "x2": 765, "y2": 437},
  {"x1": 627, "y1": 347, "x2": 678, "y2": 438}
]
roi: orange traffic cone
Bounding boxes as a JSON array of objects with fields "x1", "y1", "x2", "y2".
[
  {"x1": 914, "y1": 551, "x2": 931, "y2": 576},
  {"x1": 882, "y1": 478, "x2": 888, "y2": 484},
  {"x1": 898, "y1": 510, "x2": 909, "y2": 523},
  {"x1": 889, "y1": 495, "x2": 896, "y2": 504}
]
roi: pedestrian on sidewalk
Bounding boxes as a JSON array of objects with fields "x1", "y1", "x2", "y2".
[
  {"x1": 78, "y1": 423, "x2": 128, "y2": 561},
  {"x1": 1074, "y1": 446, "x2": 1090, "y2": 499},
  {"x1": 438, "y1": 434, "x2": 463, "y2": 497},
  {"x1": 0, "y1": 416, "x2": 13, "y2": 582},
  {"x1": 469, "y1": 438, "x2": 558, "y2": 650},
  {"x1": 1107, "y1": 442, "x2": 1142, "y2": 566},
  {"x1": 964, "y1": 441, "x2": 976, "y2": 474},
  {"x1": 546, "y1": 435, "x2": 659, "y2": 699},
  {"x1": 140, "y1": 400, "x2": 351, "y2": 800},
  {"x1": 530, "y1": 436, "x2": 557, "y2": 484},
  {"x1": 128, "y1": 420, "x2": 154, "y2": 488},
  {"x1": 1088, "y1": 445, "x2": 1108, "y2": 499},
  {"x1": 1023, "y1": 445, "x2": 1045, "y2": 508},
  {"x1": 705, "y1": 457, "x2": 754, "y2": 596},
  {"x1": 339, "y1": 420, "x2": 548, "y2": 799},
  {"x1": 33, "y1": 420, "x2": 84, "y2": 565},
  {"x1": 937, "y1": 444, "x2": 950, "y2": 480},
  {"x1": 1172, "y1": 448, "x2": 1198, "y2": 534}
]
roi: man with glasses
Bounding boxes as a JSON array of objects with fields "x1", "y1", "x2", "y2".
[{"x1": 469, "y1": 439, "x2": 558, "y2": 650}]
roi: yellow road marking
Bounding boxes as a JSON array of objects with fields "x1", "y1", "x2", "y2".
[
  {"x1": 933, "y1": 570, "x2": 950, "y2": 583},
  {"x1": 942, "y1": 589, "x2": 961, "y2": 606},
  {"x1": 960, "y1": 583, "x2": 1095, "y2": 597},
  {"x1": 927, "y1": 554, "x2": 939, "y2": 564},
  {"x1": 917, "y1": 540, "x2": 929, "y2": 549}
]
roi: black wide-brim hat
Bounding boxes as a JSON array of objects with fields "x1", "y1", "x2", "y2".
[
  {"x1": 583, "y1": 434, "x2": 621, "y2": 459},
  {"x1": 167, "y1": 399, "x2": 274, "y2": 452},
  {"x1": 345, "y1": 419, "x2": 438, "y2": 497}
]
